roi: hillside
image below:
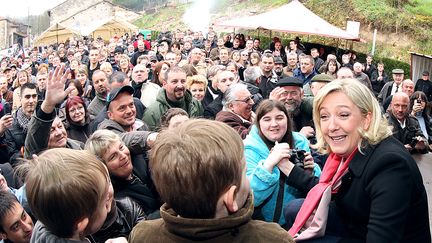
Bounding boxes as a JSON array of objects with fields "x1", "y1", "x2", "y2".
[{"x1": 129, "y1": 0, "x2": 432, "y2": 62}]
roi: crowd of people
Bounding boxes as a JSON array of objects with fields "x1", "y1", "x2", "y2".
[{"x1": 0, "y1": 27, "x2": 431, "y2": 242}]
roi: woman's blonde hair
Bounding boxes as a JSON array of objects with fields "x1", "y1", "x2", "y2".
[
  {"x1": 85, "y1": 129, "x2": 121, "y2": 161},
  {"x1": 12, "y1": 70, "x2": 30, "y2": 89},
  {"x1": 186, "y1": 74, "x2": 208, "y2": 90},
  {"x1": 313, "y1": 78, "x2": 392, "y2": 154}
]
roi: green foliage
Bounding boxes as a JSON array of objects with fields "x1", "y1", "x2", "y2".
[
  {"x1": 406, "y1": 0, "x2": 432, "y2": 15},
  {"x1": 113, "y1": 0, "x2": 144, "y2": 11}
]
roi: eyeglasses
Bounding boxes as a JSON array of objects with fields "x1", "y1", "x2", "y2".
[{"x1": 235, "y1": 95, "x2": 253, "y2": 103}]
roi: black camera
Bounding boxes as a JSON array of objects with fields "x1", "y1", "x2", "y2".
[
  {"x1": 410, "y1": 137, "x2": 420, "y2": 148},
  {"x1": 290, "y1": 149, "x2": 306, "y2": 168}
]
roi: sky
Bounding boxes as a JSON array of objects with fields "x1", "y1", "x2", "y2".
[{"x1": 0, "y1": 0, "x2": 65, "y2": 17}]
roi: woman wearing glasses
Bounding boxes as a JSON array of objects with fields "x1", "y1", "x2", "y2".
[{"x1": 244, "y1": 99, "x2": 321, "y2": 227}]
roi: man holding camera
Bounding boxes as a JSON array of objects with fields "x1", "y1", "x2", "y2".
[{"x1": 387, "y1": 92, "x2": 428, "y2": 153}]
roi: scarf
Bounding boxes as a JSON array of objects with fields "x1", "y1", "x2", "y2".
[
  {"x1": 288, "y1": 148, "x2": 358, "y2": 237},
  {"x1": 16, "y1": 108, "x2": 31, "y2": 134}
]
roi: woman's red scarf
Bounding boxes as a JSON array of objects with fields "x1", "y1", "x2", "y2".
[{"x1": 288, "y1": 148, "x2": 358, "y2": 237}]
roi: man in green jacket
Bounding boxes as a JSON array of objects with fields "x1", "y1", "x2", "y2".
[{"x1": 143, "y1": 66, "x2": 203, "y2": 131}]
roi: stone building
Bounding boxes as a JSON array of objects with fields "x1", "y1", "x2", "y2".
[
  {"x1": 48, "y1": 0, "x2": 140, "y2": 31},
  {"x1": 0, "y1": 18, "x2": 30, "y2": 49}
]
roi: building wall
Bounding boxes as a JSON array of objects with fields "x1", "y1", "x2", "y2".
[
  {"x1": 50, "y1": 0, "x2": 107, "y2": 24},
  {"x1": 50, "y1": 0, "x2": 139, "y2": 32},
  {"x1": 113, "y1": 6, "x2": 140, "y2": 22},
  {"x1": 61, "y1": 2, "x2": 114, "y2": 30},
  {"x1": 0, "y1": 20, "x2": 7, "y2": 49}
]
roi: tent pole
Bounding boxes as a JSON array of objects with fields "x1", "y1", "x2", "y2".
[{"x1": 56, "y1": 23, "x2": 59, "y2": 45}]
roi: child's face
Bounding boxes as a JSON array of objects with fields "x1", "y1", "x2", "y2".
[{"x1": 84, "y1": 180, "x2": 113, "y2": 235}]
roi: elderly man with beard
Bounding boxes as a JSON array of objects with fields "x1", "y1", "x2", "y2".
[
  {"x1": 215, "y1": 83, "x2": 254, "y2": 139},
  {"x1": 143, "y1": 67, "x2": 203, "y2": 131},
  {"x1": 87, "y1": 70, "x2": 109, "y2": 118},
  {"x1": 4, "y1": 83, "x2": 38, "y2": 166},
  {"x1": 24, "y1": 65, "x2": 84, "y2": 158},
  {"x1": 269, "y1": 76, "x2": 315, "y2": 140}
]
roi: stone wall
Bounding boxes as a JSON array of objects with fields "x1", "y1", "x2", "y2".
[
  {"x1": 50, "y1": 0, "x2": 104, "y2": 24},
  {"x1": 113, "y1": 6, "x2": 140, "y2": 22},
  {"x1": 50, "y1": 0, "x2": 139, "y2": 33},
  {"x1": 61, "y1": 2, "x2": 114, "y2": 31},
  {"x1": 0, "y1": 20, "x2": 7, "y2": 49}
]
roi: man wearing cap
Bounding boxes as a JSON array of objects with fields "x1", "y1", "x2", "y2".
[
  {"x1": 143, "y1": 66, "x2": 203, "y2": 131},
  {"x1": 415, "y1": 71, "x2": 432, "y2": 104},
  {"x1": 3, "y1": 66, "x2": 14, "y2": 90},
  {"x1": 269, "y1": 76, "x2": 314, "y2": 139},
  {"x1": 112, "y1": 46, "x2": 123, "y2": 71},
  {"x1": 98, "y1": 85, "x2": 156, "y2": 153},
  {"x1": 274, "y1": 56, "x2": 285, "y2": 78},
  {"x1": 90, "y1": 71, "x2": 146, "y2": 133},
  {"x1": 310, "y1": 74, "x2": 333, "y2": 96},
  {"x1": 378, "y1": 68, "x2": 405, "y2": 104}
]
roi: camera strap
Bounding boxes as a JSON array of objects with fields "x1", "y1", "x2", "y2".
[{"x1": 273, "y1": 172, "x2": 286, "y2": 223}]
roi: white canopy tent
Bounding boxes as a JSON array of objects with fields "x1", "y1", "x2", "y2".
[
  {"x1": 77, "y1": 17, "x2": 139, "y2": 40},
  {"x1": 215, "y1": 0, "x2": 359, "y2": 41},
  {"x1": 34, "y1": 23, "x2": 81, "y2": 46}
]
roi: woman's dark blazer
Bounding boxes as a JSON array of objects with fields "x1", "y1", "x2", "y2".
[{"x1": 288, "y1": 136, "x2": 431, "y2": 242}]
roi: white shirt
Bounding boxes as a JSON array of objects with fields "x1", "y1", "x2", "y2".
[{"x1": 390, "y1": 82, "x2": 400, "y2": 95}]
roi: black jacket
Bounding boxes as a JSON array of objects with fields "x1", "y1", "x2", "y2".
[
  {"x1": 112, "y1": 154, "x2": 161, "y2": 219},
  {"x1": 4, "y1": 115, "x2": 27, "y2": 166},
  {"x1": 92, "y1": 197, "x2": 146, "y2": 243},
  {"x1": 386, "y1": 112, "x2": 427, "y2": 153},
  {"x1": 370, "y1": 70, "x2": 389, "y2": 97},
  {"x1": 287, "y1": 136, "x2": 431, "y2": 242},
  {"x1": 202, "y1": 81, "x2": 220, "y2": 110},
  {"x1": 415, "y1": 79, "x2": 432, "y2": 103},
  {"x1": 64, "y1": 117, "x2": 93, "y2": 144},
  {"x1": 203, "y1": 94, "x2": 223, "y2": 119}
]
